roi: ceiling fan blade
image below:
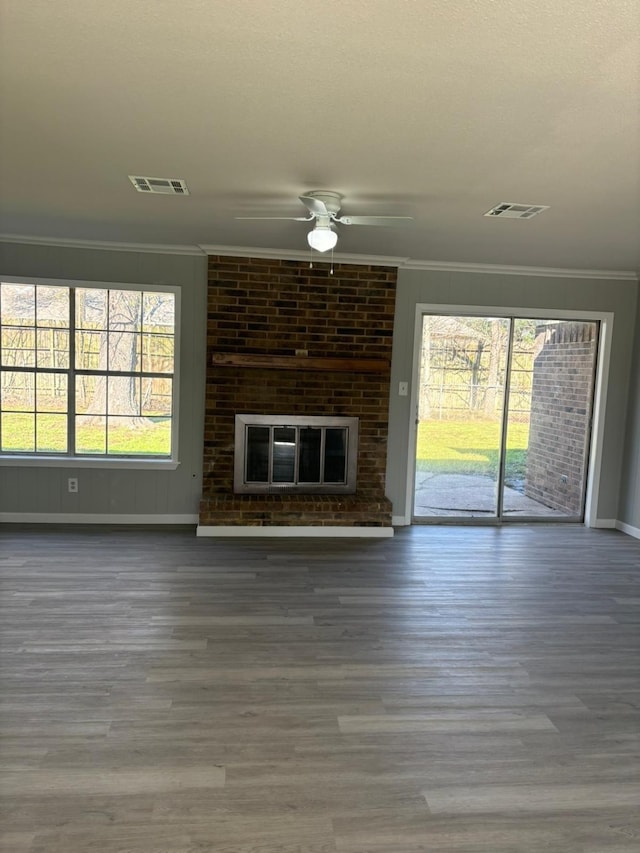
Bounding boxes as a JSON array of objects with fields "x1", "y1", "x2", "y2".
[
  {"x1": 299, "y1": 194, "x2": 329, "y2": 217},
  {"x1": 336, "y1": 215, "x2": 414, "y2": 226},
  {"x1": 235, "y1": 216, "x2": 313, "y2": 221}
]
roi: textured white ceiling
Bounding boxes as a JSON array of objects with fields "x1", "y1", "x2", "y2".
[{"x1": 1, "y1": 0, "x2": 638, "y2": 271}]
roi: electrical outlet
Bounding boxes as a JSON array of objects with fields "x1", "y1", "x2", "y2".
[{"x1": 68, "y1": 478, "x2": 78, "y2": 493}]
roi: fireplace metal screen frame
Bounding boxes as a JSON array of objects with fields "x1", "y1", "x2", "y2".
[{"x1": 234, "y1": 414, "x2": 359, "y2": 494}]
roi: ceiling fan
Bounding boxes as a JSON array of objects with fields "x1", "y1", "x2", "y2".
[{"x1": 236, "y1": 190, "x2": 413, "y2": 252}]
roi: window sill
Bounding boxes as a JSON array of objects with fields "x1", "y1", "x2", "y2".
[{"x1": 0, "y1": 456, "x2": 180, "y2": 470}]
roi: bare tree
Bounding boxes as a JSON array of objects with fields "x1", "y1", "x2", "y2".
[
  {"x1": 483, "y1": 320, "x2": 507, "y2": 418},
  {"x1": 82, "y1": 290, "x2": 144, "y2": 427}
]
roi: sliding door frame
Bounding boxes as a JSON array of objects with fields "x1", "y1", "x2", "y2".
[{"x1": 405, "y1": 303, "x2": 614, "y2": 528}]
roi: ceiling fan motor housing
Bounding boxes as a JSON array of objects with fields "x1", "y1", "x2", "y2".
[{"x1": 305, "y1": 190, "x2": 344, "y2": 217}]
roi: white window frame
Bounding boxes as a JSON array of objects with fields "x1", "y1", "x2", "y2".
[{"x1": 0, "y1": 276, "x2": 181, "y2": 470}]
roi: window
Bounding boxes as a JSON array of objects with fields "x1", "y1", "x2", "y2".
[{"x1": 0, "y1": 279, "x2": 178, "y2": 461}]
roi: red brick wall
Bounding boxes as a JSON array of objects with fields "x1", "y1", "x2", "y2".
[
  {"x1": 525, "y1": 322, "x2": 597, "y2": 514},
  {"x1": 199, "y1": 256, "x2": 397, "y2": 527}
]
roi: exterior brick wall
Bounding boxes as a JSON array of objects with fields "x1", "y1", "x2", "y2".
[
  {"x1": 525, "y1": 322, "x2": 597, "y2": 514},
  {"x1": 199, "y1": 256, "x2": 396, "y2": 528}
]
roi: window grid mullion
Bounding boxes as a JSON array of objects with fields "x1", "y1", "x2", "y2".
[
  {"x1": 319, "y1": 428, "x2": 326, "y2": 485},
  {"x1": 33, "y1": 287, "x2": 38, "y2": 453},
  {"x1": 293, "y1": 427, "x2": 300, "y2": 486},
  {"x1": 268, "y1": 426, "x2": 274, "y2": 484},
  {"x1": 4, "y1": 364, "x2": 165, "y2": 379},
  {"x1": 105, "y1": 291, "x2": 110, "y2": 454},
  {"x1": 30, "y1": 287, "x2": 37, "y2": 451},
  {"x1": 68, "y1": 288, "x2": 76, "y2": 455},
  {"x1": 76, "y1": 369, "x2": 169, "y2": 379}
]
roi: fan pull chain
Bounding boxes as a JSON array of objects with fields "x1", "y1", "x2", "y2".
[{"x1": 330, "y1": 246, "x2": 334, "y2": 275}]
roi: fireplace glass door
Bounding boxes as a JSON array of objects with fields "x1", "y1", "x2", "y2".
[
  {"x1": 235, "y1": 415, "x2": 358, "y2": 494},
  {"x1": 299, "y1": 427, "x2": 322, "y2": 482}
]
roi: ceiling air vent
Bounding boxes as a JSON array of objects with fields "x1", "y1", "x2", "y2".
[
  {"x1": 128, "y1": 176, "x2": 190, "y2": 195},
  {"x1": 484, "y1": 202, "x2": 549, "y2": 219}
]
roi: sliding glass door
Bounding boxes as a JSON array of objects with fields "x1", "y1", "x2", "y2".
[
  {"x1": 413, "y1": 314, "x2": 598, "y2": 522},
  {"x1": 413, "y1": 315, "x2": 509, "y2": 518}
]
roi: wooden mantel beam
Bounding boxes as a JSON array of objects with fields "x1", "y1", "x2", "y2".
[{"x1": 212, "y1": 353, "x2": 389, "y2": 374}]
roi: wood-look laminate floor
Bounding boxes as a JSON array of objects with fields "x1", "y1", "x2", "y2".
[{"x1": 1, "y1": 524, "x2": 639, "y2": 853}]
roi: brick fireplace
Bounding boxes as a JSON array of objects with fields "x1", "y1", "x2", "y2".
[{"x1": 198, "y1": 256, "x2": 397, "y2": 534}]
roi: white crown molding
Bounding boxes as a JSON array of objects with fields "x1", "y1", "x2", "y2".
[
  {"x1": 0, "y1": 234, "x2": 205, "y2": 256},
  {"x1": 401, "y1": 259, "x2": 639, "y2": 281},
  {"x1": 1, "y1": 234, "x2": 637, "y2": 280},
  {"x1": 198, "y1": 244, "x2": 407, "y2": 267}
]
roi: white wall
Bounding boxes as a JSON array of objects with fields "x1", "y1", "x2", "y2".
[
  {"x1": 0, "y1": 241, "x2": 207, "y2": 520},
  {"x1": 386, "y1": 269, "x2": 639, "y2": 525},
  {"x1": 618, "y1": 293, "x2": 640, "y2": 532}
]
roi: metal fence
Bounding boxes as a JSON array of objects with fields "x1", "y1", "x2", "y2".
[{"x1": 419, "y1": 345, "x2": 534, "y2": 422}]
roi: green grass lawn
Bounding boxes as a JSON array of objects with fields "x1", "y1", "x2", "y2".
[
  {"x1": 416, "y1": 418, "x2": 529, "y2": 483},
  {"x1": 1, "y1": 412, "x2": 171, "y2": 455}
]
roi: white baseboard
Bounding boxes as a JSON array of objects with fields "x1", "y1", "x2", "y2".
[
  {"x1": 196, "y1": 525, "x2": 394, "y2": 538},
  {"x1": 591, "y1": 518, "x2": 617, "y2": 529},
  {"x1": 0, "y1": 513, "x2": 198, "y2": 525},
  {"x1": 392, "y1": 515, "x2": 410, "y2": 526},
  {"x1": 616, "y1": 520, "x2": 640, "y2": 540}
]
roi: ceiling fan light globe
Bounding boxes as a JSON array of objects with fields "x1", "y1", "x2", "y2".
[{"x1": 307, "y1": 226, "x2": 338, "y2": 253}]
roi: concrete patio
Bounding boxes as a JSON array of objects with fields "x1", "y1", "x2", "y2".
[{"x1": 414, "y1": 472, "x2": 566, "y2": 519}]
